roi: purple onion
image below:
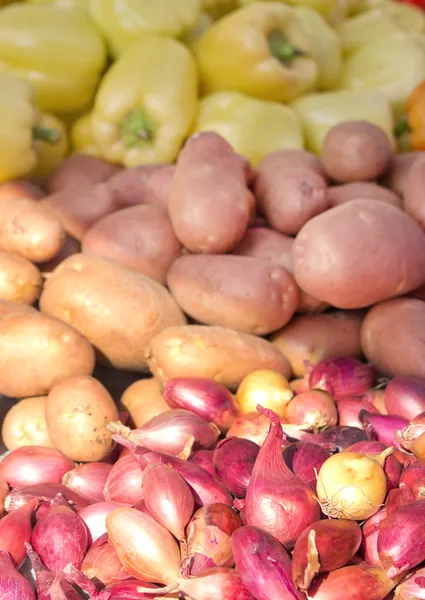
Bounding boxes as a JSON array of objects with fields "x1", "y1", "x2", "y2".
[
  {"x1": 309, "y1": 358, "x2": 376, "y2": 401},
  {"x1": 385, "y1": 376, "x2": 425, "y2": 420},
  {"x1": 400, "y1": 463, "x2": 425, "y2": 500},
  {"x1": 213, "y1": 437, "x2": 260, "y2": 498},
  {"x1": 359, "y1": 412, "x2": 408, "y2": 447},
  {"x1": 25, "y1": 544, "x2": 54, "y2": 600},
  {"x1": 360, "y1": 507, "x2": 387, "y2": 566},
  {"x1": 290, "y1": 426, "x2": 370, "y2": 452},
  {"x1": 283, "y1": 442, "x2": 332, "y2": 490},
  {"x1": 189, "y1": 450, "x2": 216, "y2": 476},
  {"x1": 346, "y1": 441, "x2": 401, "y2": 491},
  {"x1": 0, "y1": 549, "x2": 35, "y2": 600},
  {"x1": 385, "y1": 487, "x2": 416, "y2": 516}
]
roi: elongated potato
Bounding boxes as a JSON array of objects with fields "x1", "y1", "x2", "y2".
[
  {"x1": 120, "y1": 377, "x2": 170, "y2": 428},
  {"x1": 106, "y1": 164, "x2": 163, "y2": 207},
  {"x1": 0, "y1": 251, "x2": 42, "y2": 304},
  {"x1": 167, "y1": 254, "x2": 299, "y2": 335},
  {"x1": 39, "y1": 235, "x2": 81, "y2": 274},
  {"x1": 0, "y1": 197, "x2": 66, "y2": 263},
  {"x1": 385, "y1": 152, "x2": 425, "y2": 197},
  {"x1": 0, "y1": 310, "x2": 95, "y2": 398},
  {"x1": 145, "y1": 325, "x2": 291, "y2": 390},
  {"x1": 293, "y1": 200, "x2": 425, "y2": 308},
  {"x1": 45, "y1": 375, "x2": 119, "y2": 462},
  {"x1": 271, "y1": 311, "x2": 364, "y2": 377},
  {"x1": 403, "y1": 157, "x2": 425, "y2": 230},
  {"x1": 142, "y1": 165, "x2": 175, "y2": 208},
  {"x1": 1, "y1": 396, "x2": 52, "y2": 450},
  {"x1": 48, "y1": 154, "x2": 120, "y2": 193},
  {"x1": 82, "y1": 205, "x2": 181, "y2": 283},
  {"x1": 361, "y1": 298, "x2": 425, "y2": 378},
  {"x1": 168, "y1": 132, "x2": 254, "y2": 253},
  {"x1": 327, "y1": 182, "x2": 401, "y2": 209},
  {"x1": 0, "y1": 299, "x2": 37, "y2": 318},
  {"x1": 39, "y1": 254, "x2": 186, "y2": 372},
  {"x1": 254, "y1": 149, "x2": 326, "y2": 179}
]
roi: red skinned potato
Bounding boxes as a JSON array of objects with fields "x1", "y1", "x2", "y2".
[
  {"x1": 385, "y1": 152, "x2": 425, "y2": 197},
  {"x1": 233, "y1": 227, "x2": 327, "y2": 313},
  {"x1": 0, "y1": 180, "x2": 45, "y2": 202},
  {"x1": 39, "y1": 254, "x2": 186, "y2": 372},
  {"x1": 254, "y1": 156, "x2": 330, "y2": 235},
  {"x1": 48, "y1": 154, "x2": 120, "y2": 193},
  {"x1": 270, "y1": 311, "x2": 364, "y2": 377},
  {"x1": 106, "y1": 164, "x2": 164, "y2": 207},
  {"x1": 255, "y1": 149, "x2": 326, "y2": 179},
  {"x1": 82, "y1": 205, "x2": 181, "y2": 283},
  {"x1": 168, "y1": 132, "x2": 254, "y2": 253},
  {"x1": 167, "y1": 254, "x2": 299, "y2": 335},
  {"x1": 327, "y1": 182, "x2": 401, "y2": 209},
  {"x1": 292, "y1": 200, "x2": 425, "y2": 309},
  {"x1": 145, "y1": 324, "x2": 291, "y2": 390},
  {"x1": 361, "y1": 298, "x2": 425, "y2": 378},
  {"x1": 39, "y1": 235, "x2": 81, "y2": 274},
  {"x1": 142, "y1": 165, "x2": 175, "y2": 209},
  {"x1": 403, "y1": 157, "x2": 425, "y2": 231}
]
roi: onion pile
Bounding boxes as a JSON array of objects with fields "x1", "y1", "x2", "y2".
[{"x1": 3, "y1": 361, "x2": 425, "y2": 599}]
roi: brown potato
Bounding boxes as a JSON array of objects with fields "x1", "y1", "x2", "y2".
[
  {"x1": 0, "y1": 197, "x2": 66, "y2": 263},
  {"x1": 270, "y1": 311, "x2": 364, "y2": 377},
  {"x1": 255, "y1": 149, "x2": 326, "y2": 180},
  {"x1": 0, "y1": 251, "x2": 42, "y2": 304},
  {"x1": 403, "y1": 157, "x2": 425, "y2": 230},
  {"x1": 0, "y1": 180, "x2": 45, "y2": 202},
  {"x1": 39, "y1": 254, "x2": 186, "y2": 372},
  {"x1": 0, "y1": 310, "x2": 95, "y2": 398},
  {"x1": 168, "y1": 132, "x2": 254, "y2": 253},
  {"x1": 106, "y1": 164, "x2": 164, "y2": 207},
  {"x1": 82, "y1": 205, "x2": 182, "y2": 283},
  {"x1": 45, "y1": 375, "x2": 119, "y2": 462},
  {"x1": 0, "y1": 299, "x2": 38, "y2": 319},
  {"x1": 48, "y1": 154, "x2": 121, "y2": 193},
  {"x1": 385, "y1": 152, "x2": 425, "y2": 197},
  {"x1": 327, "y1": 182, "x2": 402, "y2": 209},
  {"x1": 293, "y1": 200, "x2": 425, "y2": 309},
  {"x1": 233, "y1": 227, "x2": 327, "y2": 313},
  {"x1": 167, "y1": 254, "x2": 299, "y2": 335},
  {"x1": 254, "y1": 162, "x2": 330, "y2": 235},
  {"x1": 1, "y1": 396, "x2": 53, "y2": 450},
  {"x1": 39, "y1": 235, "x2": 81, "y2": 274},
  {"x1": 322, "y1": 121, "x2": 393, "y2": 182},
  {"x1": 361, "y1": 298, "x2": 425, "y2": 378},
  {"x1": 145, "y1": 324, "x2": 291, "y2": 390},
  {"x1": 120, "y1": 377, "x2": 170, "y2": 428}
]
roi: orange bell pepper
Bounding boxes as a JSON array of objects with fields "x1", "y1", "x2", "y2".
[{"x1": 398, "y1": 80, "x2": 425, "y2": 149}]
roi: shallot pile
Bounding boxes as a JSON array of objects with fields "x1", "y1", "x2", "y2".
[{"x1": 3, "y1": 358, "x2": 425, "y2": 599}]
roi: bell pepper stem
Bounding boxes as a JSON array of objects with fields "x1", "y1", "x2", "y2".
[
  {"x1": 121, "y1": 109, "x2": 154, "y2": 148},
  {"x1": 32, "y1": 126, "x2": 61, "y2": 144},
  {"x1": 268, "y1": 30, "x2": 298, "y2": 65},
  {"x1": 394, "y1": 115, "x2": 410, "y2": 138}
]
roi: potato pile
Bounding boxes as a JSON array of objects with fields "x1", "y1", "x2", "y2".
[{"x1": 1, "y1": 123, "x2": 425, "y2": 460}]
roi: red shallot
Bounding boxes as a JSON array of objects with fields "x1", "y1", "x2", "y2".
[
  {"x1": 346, "y1": 440, "x2": 401, "y2": 490},
  {"x1": 81, "y1": 533, "x2": 130, "y2": 586},
  {"x1": 385, "y1": 376, "x2": 425, "y2": 420},
  {"x1": 103, "y1": 454, "x2": 144, "y2": 505},
  {"x1": 189, "y1": 450, "x2": 216, "y2": 476},
  {"x1": 288, "y1": 426, "x2": 369, "y2": 452},
  {"x1": 213, "y1": 437, "x2": 260, "y2": 498},
  {"x1": 283, "y1": 443, "x2": 332, "y2": 490},
  {"x1": 306, "y1": 564, "x2": 398, "y2": 600},
  {"x1": 393, "y1": 565, "x2": 425, "y2": 599},
  {"x1": 360, "y1": 412, "x2": 408, "y2": 446},
  {"x1": 0, "y1": 446, "x2": 73, "y2": 488},
  {"x1": 0, "y1": 497, "x2": 37, "y2": 567},
  {"x1": 308, "y1": 358, "x2": 375, "y2": 401},
  {"x1": 226, "y1": 411, "x2": 289, "y2": 447},
  {"x1": 78, "y1": 501, "x2": 128, "y2": 543},
  {"x1": 360, "y1": 507, "x2": 387, "y2": 566},
  {"x1": 0, "y1": 476, "x2": 8, "y2": 516},
  {"x1": 285, "y1": 390, "x2": 338, "y2": 431},
  {"x1": 0, "y1": 549, "x2": 35, "y2": 600},
  {"x1": 4, "y1": 483, "x2": 90, "y2": 513},
  {"x1": 177, "y1": 567, "x2": 255, "y2": 600},
  {"x1": 337, "y1": 398, "x2": 377, "y2": 428},
  {"x1": 62, "y1": 462, "x2": 112, "y2": 503},
  {"x1": 399, "y1": 462, "x2": 425, "y2": 500},
  {"x1": 396, "y1": 411, "x2": 425, "y2": 452}
]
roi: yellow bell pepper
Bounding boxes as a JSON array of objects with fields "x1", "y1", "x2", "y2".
[
  {"x1": 193, "y1": 2, "x2": 318, "y2": 103},
  {"x1": 182, "y1": 13, "x2": 213, "y2": 48},
  {"x1": 201, "y1": 0, "x2": 238, "y2": 18},
  {"x1": 293, "y1": 7, "x2": 342, "y2": 90},
  {"x1": 338, "y1": 32, "x2": 425, "y2": 119},
  {"x1": 0, "y1": 4, "x2": 106, "y2": 114},
  {"x1": 31, "y1": 113, "x2": 68, "y2": 182},
  {"x1": 88, "y1": 0, "x2": 201, "y2": 58},
  {"x1": 70, "y1": 112, "x2": 100, "y2": 157},
  {"x1": 192, "y1": 91, "x2": 303, "y2": 165},
  {"x1": 236, "y1": 0, "x2": 355, "y2": 25},
  {"x1": 0, "y1": 72, "x2": 61, "y2": 183},
  {"x1": 27, "y1": 0, "x2": 87, "y2": 8},
  {"x1": 92, "y1": 34, "x2": 198, "y2": 167},
  {"x1": 291, "y1": 89, "x2": 394, "y2": 154}
]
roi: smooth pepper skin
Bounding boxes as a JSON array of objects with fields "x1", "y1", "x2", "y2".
[
  {"x1": 92, "y1": 34, "x2": 199, "y2": 167},
  {"x1": 192, "y1": 91, "x2": 303, "y2": 165},
  {"x1": 71, "y1": 112, "x2": 100, "y2": 157},
  {"x1": 31, "y1": 113, "x2": 69, "y2": 183},
  {"x1": 88, "y1": 0, "x2": 201, "y2": 57},
  {"x1": 193, "y1": 2, "x2": 318, "y2": 103},
  {"x1": 404, "y1": 80, "x2": 425, "y2": 150},
  {"x1": 0, "y1": 4, "x2": 106, "y2": 114}
]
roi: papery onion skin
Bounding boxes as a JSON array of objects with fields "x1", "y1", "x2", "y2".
[
  {"x1": 142, "y1": 463, "x2": 194, "y2": 542},
  {"x1": 227, "y1": 411, "x2": 288, "y2": 447},
  {"x1": 162, "y1": 377, "x2": 240, "y2": 432},
  {"x1": 337, "y1": 399, "x2": 377, "y2": 429},
  {"x1": 0, "y1": 446, "x2": 73, "y2": 488},
  {"x1": 309, "y1": 358, "x2": 376, "y2": 401},
  {"x1": 399, "y1": 463, "x2": 425, "y2": 500},
  {"x1": 245, "y1": 406, "x2": 320, "y2": 547},
  {"x1": 385, "y1": 487, "x2": 416, "y2": 516},
  {"x1": 189, "y1": 450, "x2": 216, "y2": 476},
  {"x1": 413, "y1": 431, "x2": 425, "y2": 462},
  {"x1": 378, "y1": 499, "x2": 425, "y2": 578},
  {"x1": 316, "y1": 451, "x2": 388, "y2": 520},
  {"x1": 4, "y1": 482, "x2": 90, "y2": 513},
  {"x1": 213, "y1": 437, "x2": 260, "y2": 498},
  {"x1": 185, "y1": 503, "x2": 242, "y2": 576},
  {"x1": 396, "y1": 411, "x2": 425, "y2": 452},
  {"x1": 106, "y1": 507, "x2": 181, "y2": 584},
  {"x1": 360, "y1": 507, "x2": 387, "y2": 567},
  {"x1": 236, "y1": 370, "x2": 293, "y2": 418},
  {"x1": 385, "y1": 376, "x2": 425, "y2": 420},
  {"x1": 346, "y1": 441, "x2": 401, "y2": 491},
  {"x1": 78, "y1": 501, "x2": 128, "y2": 543},
  {"x1": 81, "y1": 533, "x2": 131, "y2": 586},
  {"x1": 104, "y1": 579, "x2": 170, "y2": 600},
  {"x1": 292, "y1": 520, "x2": 362, "y2": 591},
  {"x1": 25, "y1": 543, "x2": 55, "y2": 600},
  {"x1": 393, "y1": 565, "x2": 425, "y2": 599},
  {"x1": 103, "y1": 454, "x2": 144, "y2": 505},
  {"x1": 363, "y1": 389, "x2": 387, "y2": 415},
  {"x1": 0, "y1": 497, "x2": 37, "y2": 567},
  {"x1": 283, "y1": 443, "x2": 332, "y2": 490},
  {"x1": 232, "y1": 525, "x2": 304, "y2": 600},
  {"x1": 178, "y1": 567, "x2": 255, "y2": 600},
  {"x1": 285, "y1": 390, "x2": 338, "y2": 431},
  {"x1": 0, "y1": 549, "x2": 35, "y2": 600},
  {"x1": 306, "y1": 564, "x2": 398, "y2": 600},
  {"x1": 62, "y1": 462, "x2": 112, "y2": 503},
  {"x1": 0, "y1": 476, "x2": 8, "y2": 516}
]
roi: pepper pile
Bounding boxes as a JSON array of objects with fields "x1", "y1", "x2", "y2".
[{"x1": 1, "y1": 0, "x2": 425, "y2": 182}]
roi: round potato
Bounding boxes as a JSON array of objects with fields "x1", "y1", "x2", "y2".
[
  {"x1": 39, "y1": 235, "x2": 81, "y2": 274},
  {"x1": 120, "y1": 377, "x2": 170, "y2": 428},
  {"x1": 48, "y1": 154, "x2": 120, "y2": 193},
  {"x1": 142, "y1": 165, "x2": 175, "y2": 208},
  {"x1": 82, "y1": 205, "x2": 182, "y2": 283},
  {"x1": 0, "y1": 196, "x2": 66, "y2": 263},
  {"x1": 0, "y1": 180, "x2": 45, "y2": 202},
  {"x1": 0, "y1": 310, "x2": 95, "y2": 398},
  {"x1": 167, "y1": 254, "x2": 299, "y2": 335},
  {"x1": 45, "y1": 375, "x2": 119, "y2": 462},
  {"x1": 327, "y1": 182, "x2": 402, "y2": 209},
  {"x1": 293, "y1": 200, "x2": 425, "y2": 309},
  {"x1": 385, "y1": 152, "x2": 425, "y2": 197},
  {"x1": 361, "y1": 298, "x2": 425, "y2": 378},
  {"x1": 0, "y1": 250, "x2": 42, "y2": 304},
  {"x1": 106, "y1": 164, "x2": 163, "y2": 207},
  {"x1": 39, "y1": 254, "x2": 186, "y2": 372},
  {"x1": 403, "y1": 157, "x2": 425, "y2": 231},
  {"x1": 270, "y1": 311, "x2": 364, "y2": 377},
  {"x1": 1, "y1": 396, "x2": 53, "y2": 451},
  {"x1": 0, "y1": 299, "x2": 38, "y2": 319},
  {"x1": 321, "y1": 121, "x2": 393, "y2": 182},
  {"x1": 254, "y1": 149, "x2": 326, "y2": 179},
  {"x1": 145, "y1": 324, "x2": 291, "y2": 390}
]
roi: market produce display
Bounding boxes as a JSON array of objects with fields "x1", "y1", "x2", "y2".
[{"x1": 4, "y1": 0, "x2": 425, "y2": 599}]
